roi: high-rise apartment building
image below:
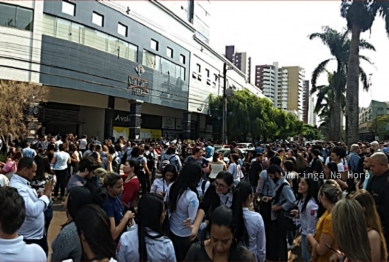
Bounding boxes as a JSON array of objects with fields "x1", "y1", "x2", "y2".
[
  {"x1": 225, "y1": 45, "x2": 251, "y2": 82},
  {"x1": 255, "y1": 62, "x2": 305, "y2": 120},
  {"x1": 308, "y1": 96, "x2": 317, "y2": 126},
  {"x1": 303, "y1": 80, "x2": 310, "y2": 124},
  {"x1": 255, "y1": 62, "x2": 279, "y2": 104}
]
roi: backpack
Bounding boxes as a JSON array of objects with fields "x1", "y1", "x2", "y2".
[
  {"x1": 161, "y1": 155, "x2": 177, "y2": 171},
  {"x1": 145, "y1": 152, "x2": 156, "y2": 172},
  {"x1": 112, "y1": 156, "x2": 120, "y2": 173}
]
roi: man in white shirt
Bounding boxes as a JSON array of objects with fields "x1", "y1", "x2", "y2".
[
  {"x1": 9, "y1": 157, "x2": 53, "y2": 256},
  {"x1": 0, "y1": 187, "x2": 46, "y2": 262}
]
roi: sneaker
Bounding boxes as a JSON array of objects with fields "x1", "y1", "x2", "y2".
[{"x1": 287, "y1": 243, "x2": 295, "y2": 250}]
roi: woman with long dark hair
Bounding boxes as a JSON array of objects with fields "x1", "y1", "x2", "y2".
[
  {"x1": 121, "y1": 160, "x2": 140, "y2": 212},
  {"x1": 166, "y1": 162, "x2": 202, "y2": 261},
  {"x1": 74, "y1": 204, "x2": 117, "y2": 262},
  {"x1": 117, "y1": 193, "x2": 176, "y2": 262},
  {"x1": 51, "y1": 143, "x2": 71, "y2": 201},
  {"x1": 150, "y1": 164, "x2": 178, "y2": 197},
  {"x1": 290, "y1": 177, "x2": 321, "y2": 262},
  {"x1": 184, "y1": 206, "x2": 255, "y2": 261},
  {"x1": 51, "y1": 186, "x2": 93, "y2": 262},
  {"x1": 102, "y1": 172, "x2": 135, "y2": 241},
  {"x1": 189, "y1": 171, "x2": 235, "y2": 241},
  {"x1": 233, "y1": 181, "x2": 266, "y2": 262}
]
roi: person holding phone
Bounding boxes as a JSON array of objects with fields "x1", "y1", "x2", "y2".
[
  {"x1": 150, "y1": 164, "x2": 177, "y2": 197},
  {"x1": 9, "y1": 157, "x2": 54, "y2": 256}
]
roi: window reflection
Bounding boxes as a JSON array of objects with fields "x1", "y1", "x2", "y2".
[
  {"x1": 42, "y1": 14, "x2": 138, "y2": 62},
  {"x1": 0, "y1": 3, "x2": 33, "y2": 31}
]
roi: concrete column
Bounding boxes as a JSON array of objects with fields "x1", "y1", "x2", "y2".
[
  {"x1": 104, "y1": 96, "x2": 115, "y2": 141},
  {"x1": 129, "y1": 100, "x2": 143, "y2": 140},
  {"x1": 182, "y1": 112, "x2": 191, "y2": 139}
]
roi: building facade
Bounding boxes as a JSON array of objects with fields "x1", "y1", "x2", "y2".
[
  {"x1": 359, "y1": 100, "x2": 388, "y2": 141},
  {"x1": 255, "y1": 62, "x2": 305, "y2": 120},
  {"x1": 303, "y1": 80, "x2": 310, "y2": 124},
  {"x1": 0, "y1": 0, "x2": 264, "y2": 141}
]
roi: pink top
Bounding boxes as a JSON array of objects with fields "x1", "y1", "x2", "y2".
[{"x1": 2, "y1": 161, "x2": 17, "y2": 173}]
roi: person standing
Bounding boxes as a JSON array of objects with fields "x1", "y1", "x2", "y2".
[{"x1": 9, "y1": 157, "x2": 53, "y2": 255}]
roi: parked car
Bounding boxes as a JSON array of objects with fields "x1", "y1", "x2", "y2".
[
  {"x1": 237, "y1": 143, "x2": 255, "y2": 150},
  {"x1": 217, "y1": 148, "x2": 246, "y2": 164}
]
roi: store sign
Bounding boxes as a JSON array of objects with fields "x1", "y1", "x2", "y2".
[
  {"x1": 162, "y1": 117, "x2": 176, "y2": 129},
  {"x1": 128, "y1": 65, "x2": 149, "y2": 96},
  {"x1": 113, "y1": 111, "x2": 131, "y2": 126}
]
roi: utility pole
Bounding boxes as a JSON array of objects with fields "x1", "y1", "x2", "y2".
[{"x1": 222, "y1": 63, "x2": 227, "y2": 144}]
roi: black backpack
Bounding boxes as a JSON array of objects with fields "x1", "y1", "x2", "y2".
[
  {"x1": 145, "y1": 152, "x2": 156, "y2": 171},
  {"x1": 112, "y1": 156, "x2": 120, "y2": 173}
]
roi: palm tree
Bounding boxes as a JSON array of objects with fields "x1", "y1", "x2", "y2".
[
  {"x1": 311, "y1": 72, "x2": 339, "y2": 140},
  {"x1": 309, "y1": 26, "x2": 375, "y2": 141},
  {"x1": 340, "y1": 1, "x2": 389, "y2": 145}
]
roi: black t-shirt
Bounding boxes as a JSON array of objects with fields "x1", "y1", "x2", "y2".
[{"x1": 248, "y1": 160, "x2": 263, "y2": 188}]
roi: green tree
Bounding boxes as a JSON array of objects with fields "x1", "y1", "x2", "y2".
[
  {"x1": 369, "y1": 115, "x2": 389, "y2": 140},
  {"x1": 309, "y1": 26, "x2": 374, "y2": 141},
  {"x1": 340, "y1": 1, "x2": 389, "y2": 145},
  {"x1": 209, "y1": 90, "x2": 307, "y2": 141}
]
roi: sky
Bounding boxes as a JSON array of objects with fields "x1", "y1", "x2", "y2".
[{"x1": 209, "y1": 1, "x2": 389, "y2": 108}]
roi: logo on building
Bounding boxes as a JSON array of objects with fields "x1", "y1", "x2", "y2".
[
  {"x1": 128, "y1": 65, "x2": 149, "y2": 96},
  {"x1": 115, "y1": 114, "x2": 130, "y2": 123}
]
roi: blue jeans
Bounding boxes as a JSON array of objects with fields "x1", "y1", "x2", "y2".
[{"x1": 301, "y1": 234, "x2": 310, "y2": 262}]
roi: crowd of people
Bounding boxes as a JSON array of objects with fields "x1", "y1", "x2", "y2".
[{"x1": 0, "y1": 134, "x2": 389, "y2": 262}]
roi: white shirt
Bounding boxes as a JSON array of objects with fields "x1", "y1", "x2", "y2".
[
  {"x1": 150, "y1": 178, "x2": 169, "y2": 195},
  {"x1": 209, "y1": 162, "x2": 224, "y2": 179},
  {"x1": 9, "y1": 174, "x2": 49, "y2": 240},
  {"x1": 165, "y1": 184, "x2": 199, "y2": 237},
  {"x1": 242, "y1": 208, "x2": 266, "y2": 262},
  {"x1": 0, "y1": 236, "x2": 46, "y2": 262},
  {"x1": 53, "y1": 151, "x2": 70, "y2": 170},
  {"x1": 298, "y1": 198, "x2": 318, "y2": 235},
  {"x1": 79, "y1": 138, "x2": 87, "y2": 150},
  {"x1": 117, "y1": 225, "x2": 176, "y2": 262}
]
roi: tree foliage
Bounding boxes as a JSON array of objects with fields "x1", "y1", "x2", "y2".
[
  {"x1": 369, "y1": 115, "x2": 389, "y2": 140},
  {"x1": 0, "y1": 80, "x2": 49, "y2": 140},
  {"x1": 209, "y1": 90, "x2": 322, "y2": 141}
]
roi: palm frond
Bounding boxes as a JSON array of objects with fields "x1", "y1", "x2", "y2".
[
  {"x1": 359, "y1": 67, "x2": 370, "y2": 91},
  {"x1": 359, "y1": 39, "x2": 376, "y2": 51},
  {"x1": 310, "y1": 59, "x2": 332, "y2": 90},
  {"x1": 359, "y1": 55, "x2": 374, "y2": 65}
]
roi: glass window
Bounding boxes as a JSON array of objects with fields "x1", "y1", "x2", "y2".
[
  {"x1": 167, "y1": 47, "x2": 173, "y2": 58},
  {"x1": 181, "y1": 67, "x2": 185, "y2": 81},
  {"x1": 150, "y1": 39, "x2": 158, "y2": 51},
  {"x1": 62, "y1": 1, "x2": 75, "y2": 16},
  {"x1": 94, "y1": 31, "x2": 108, "y2": 52},
  {"x1": 83, "y1": 27, "x2": 96, "y2": 48},
  {"x1": 205, "y1": 69, "x2": 210, "y2": 78},
  {"x1": 117, "y1": 23, "x2": 127, "y2": 37},
  {"x1": 180, "y1": 54, "x2": 185, "y2": 64},
  {"x1": 92, "y1": 12, "x2": 104, "y2": 27},
  {"x1": 128, "y1": 44, "x2": 137, "y2": 62},
  {"x1": 16, "y1": 7, "x2": 33, "y2": 31},
  {"x1": 143, "y1": 50, "x2": 160, "y2": 70},
  {"x1": 118, "y1": 40, "x2": 128, "y2": 59},
  {"x1": 71, "y1": 22, "x2": 84, "y2": 43},
  {"x1": 56, "y1": 18, "x2": 71, "y2": 41},
  {"x1": 161, "y1": 58, "x2": 170, "y2": 75},
  {"x1": 108, "y1": 36, "x2": 119, "y2": 55},
  {"x1": 0, "y1": 3, "x2": 16, "y2": 28},
  {"x1": 42, "y1": 15, "x2": 55, "y2": 36}
]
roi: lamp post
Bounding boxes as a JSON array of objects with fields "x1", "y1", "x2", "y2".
[{"x1": 222, "y1": 63, "x2": 227, "y2": 144}]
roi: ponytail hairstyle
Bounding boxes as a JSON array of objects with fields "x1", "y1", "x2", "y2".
[
  {"x1": 127, "y1": 160, "x2": 140, "y2": 176},
  {"x1": 232, "y1": 181, "x2": 252, "y2": 247},
  {"x1": 138, "y1": 193, "x2": 165, "y2": 262}
]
